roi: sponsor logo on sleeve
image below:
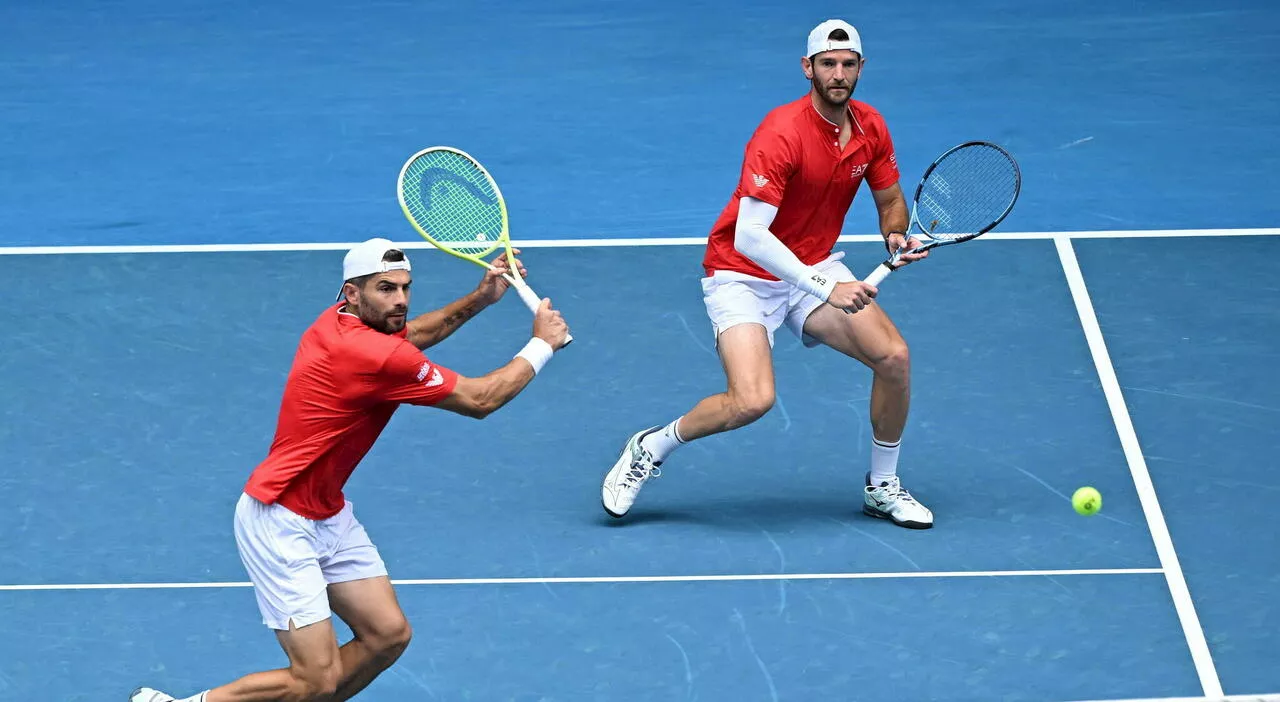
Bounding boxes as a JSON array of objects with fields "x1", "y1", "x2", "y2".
[{"x1": 417, "y1": 362, "x2": 444, "y2": 388}]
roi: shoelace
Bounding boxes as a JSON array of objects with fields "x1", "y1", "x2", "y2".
[
  {"x1": 623, "y1": 449, "x2": 661, "y2": 486},
  {"x1": 879, "y1": 479, "x2": 916, "y2": 503}
]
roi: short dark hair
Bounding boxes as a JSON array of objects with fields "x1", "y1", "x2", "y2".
[
  {"x1": 827, "y1": 28, "x2": 849, "y2": 41},
  {"x1": 346, "y1": 249, "x2": 406, "y2": 290}
]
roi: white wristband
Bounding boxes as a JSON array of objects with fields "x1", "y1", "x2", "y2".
[
  {"x1": 797, "y1": 267, "x2": 838, "y2": 301},
  {"x1": 515, "y1": 337, "x2": 554, "y2": 375}
]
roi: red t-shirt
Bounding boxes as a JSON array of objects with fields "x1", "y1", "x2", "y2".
[
  {"x1": 243, "y1": 304, "x2": 460, "y2": 520},
  {"x1": 703, "y1": 96, "x2": 899, "y2": 278}
]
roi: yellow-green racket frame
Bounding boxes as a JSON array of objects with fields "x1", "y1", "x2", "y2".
[{"x1": 395, "y1": 145, "x2": 572, "y2": 344}]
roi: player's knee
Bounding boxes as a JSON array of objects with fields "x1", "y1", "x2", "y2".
[
  {"x1": 727, "y1": 388, "x2": 774, "y2": 428},
  {"x1": 375, "y1": 618, "x2": 413, "y2": 660},
  {"x1": 353, "y1": 615, "x2": 412, "y2": 666},
  {"x1": 295, "y1": 661, "x2": 342, "y2": 701},
  {"x1": 876, "y1": 341, "x2": 911, "y2": 382}
]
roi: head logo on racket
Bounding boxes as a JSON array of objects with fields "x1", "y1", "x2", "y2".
[{"x1": 396, "y1": 146, "x2": 574, "y2": 345}]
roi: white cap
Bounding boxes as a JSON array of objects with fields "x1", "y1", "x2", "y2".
[
  {"x1": 336, "y1": 237, "x2": 412, "y2": 301},
  {"x1": 806, "y1": 19, "x2": 863, "y2": 59}
]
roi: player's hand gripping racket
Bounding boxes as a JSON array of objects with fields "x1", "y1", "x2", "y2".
[
  {"x1": 397, "y1": 146, "x2": 572, "y2": 345},
  {"x1": 862, "y1": 141, "x2": 1022, "y2": 287}
]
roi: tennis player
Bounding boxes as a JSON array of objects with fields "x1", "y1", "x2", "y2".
[
  {"x1": 602, "y1": 19, "x2": 935, "y2": 529},
  {"x1": 132, "y1": 238, "x2": 570, "y2": 702}
]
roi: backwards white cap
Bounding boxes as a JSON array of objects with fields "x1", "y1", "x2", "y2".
[
  {"x1": 336, "y1": 237, "x2": 412, "y2": 301},
  {"x1": 807, "y1": 19, "x2": 863, "y2": 59}
]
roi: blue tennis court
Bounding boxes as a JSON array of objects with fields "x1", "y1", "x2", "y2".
[{"x1": 2, "y1": 1, "x2": 1277, "y2": 701}]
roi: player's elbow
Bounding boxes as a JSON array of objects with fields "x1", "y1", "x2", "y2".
[
  {"x1": 439, "y1": 378, "x2": 504, "y2": 419},
  {"x1": 733, "y1": 222, "x2": 761, "y2": 258},
  {"x1": 467, "y1": 397, "x2": 501, "y2": 420},
  {"x1": 453, "y1": 394, "x2": 498, "y2": 419},
  {"x1": 734, "y1": 197, "x2": 777, "y2": 261},
  {"x1": 465, "y1": 379, "x2": 515, "y2": 420},
  {"x1": 456, "y1": 405, "x2": 491, "y2": 420}
]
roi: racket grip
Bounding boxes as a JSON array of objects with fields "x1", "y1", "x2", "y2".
[
  {"x1": 512, "y1": 279, "x2": 574, "y2": 346},
  {"x1": 862, "y1": 262, "x2": 893, "y2": 287},
  {"x1": 512, "y1": 279, "x2": 542, "y2": 314}
]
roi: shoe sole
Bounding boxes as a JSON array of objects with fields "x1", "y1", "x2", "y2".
[{"x1": 863, "y1": 504, "x2": 933, "y2": 530}]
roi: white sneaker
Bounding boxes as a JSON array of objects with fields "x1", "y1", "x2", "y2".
[
  {"x1": 130, "y1": 689, "x2": 176, "y2": 702},
  {"x1": 602, "y1": 428, "x2": 662, "y2": 518},
  {"x1": 863, "y1": 473, "x2": 933, "y2": 529}
]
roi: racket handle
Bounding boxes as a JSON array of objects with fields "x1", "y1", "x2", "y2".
[
  {"x1": 862, "y1": 262, "x2": 893, "y2": 287},
  {"x1": 511, "y1": 278, "x2": 542, "y2": 314},
  {"x1": 511, "y1": 277, "x2": 574, "y2": 346}
]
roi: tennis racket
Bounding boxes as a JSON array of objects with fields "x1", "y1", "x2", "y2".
[
  {"x1": 862, "y1": 141, "x2": 1022, "y2": 287},
  {"x1": 396, "y1": 146, "x2": 572, "y2": 344}
]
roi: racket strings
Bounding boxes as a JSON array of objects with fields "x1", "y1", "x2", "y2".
[
  {"x1": 402, "y1": 152, "x2": 504, "y2": 256},
  {"x1": 916, "y1": 144, "x2": 1019, "y2": 241}
]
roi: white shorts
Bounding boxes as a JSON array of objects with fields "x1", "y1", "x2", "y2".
[
  {"x1": 233, "y1": 492, "x2": 388, "y2": 631},
  {"x1": 701, "y1": 251, "x2": 855, "y2": 348}
]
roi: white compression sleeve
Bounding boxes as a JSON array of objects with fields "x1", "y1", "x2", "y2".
[{"x1": 733, "y1": 197, "x2": 836, "y2": 301}]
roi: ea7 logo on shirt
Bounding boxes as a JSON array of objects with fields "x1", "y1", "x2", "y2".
[
  {"x1": 417, "y1": 361, "x2": 444, "y2": 388},
  {"x1": 851, "y1": 163, "x2": 868, "y2": 178},
  {"x1": 751, "y1": 173, "x2": 769, "y2": 188}
]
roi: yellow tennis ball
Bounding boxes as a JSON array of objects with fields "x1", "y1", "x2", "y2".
[{"x1": 1072, "y1": 486, "x2": 1102, "y2": 516}]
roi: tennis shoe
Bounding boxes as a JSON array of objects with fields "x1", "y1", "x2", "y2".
[
  {"x1": 863, "y1": 473, "x2": 933, "y2": 529},
  {"x1": 602, "y1": 427, "x2": 662, "y2": 518}
]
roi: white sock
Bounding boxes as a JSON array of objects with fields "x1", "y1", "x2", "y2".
[
  {"x1": 177, "y1": 693, "x2": 209, "y2": 702},
  {"x1": 869, "y1": 437, "x2": 901, "y2": 486},
  {"x1": 639, "y1": 417, "x2": 685, "y2": 463}
]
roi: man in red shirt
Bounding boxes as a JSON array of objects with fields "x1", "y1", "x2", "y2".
[
  {"x1": 132, "y1": 238, "x2": 570, "y2": 702},
  {"x1": 602, "y1": 19, "x2": 934, "y2": 529}
]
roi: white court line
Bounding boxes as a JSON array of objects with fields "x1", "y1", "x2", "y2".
[
  {"x1": 0, "y1": 567, "x2": 1162, "y2": 592},
  {"x1": 1072, "y1": 697, "x2": 1280, "y2": 702},
  {"x1": 0, "y1": 227, "x2": 1277, "y2": 255},
  {"x1": 1054, "y1": 236, "x2": 1223, "y2": 699}
]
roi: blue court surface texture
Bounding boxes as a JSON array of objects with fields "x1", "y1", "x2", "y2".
[{"x1": 2, "y1": 1, "x2": 1278, "y2": 701}]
